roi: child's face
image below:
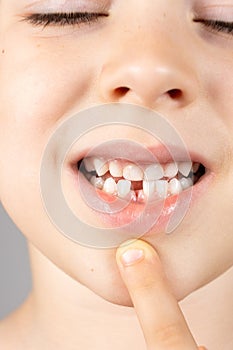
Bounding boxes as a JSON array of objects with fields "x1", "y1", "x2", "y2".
[{"x1": 0, "y1": 0, "x2": 233, "y2": 305}]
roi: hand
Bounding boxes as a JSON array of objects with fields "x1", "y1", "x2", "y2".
[{"x1": 116, "y1": 239, "x2": 207, "y2": 350}]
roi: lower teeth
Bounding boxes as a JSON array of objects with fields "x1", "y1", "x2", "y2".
[{"x1": 84, "y1": 173, "x2": 194, "y2": 201}]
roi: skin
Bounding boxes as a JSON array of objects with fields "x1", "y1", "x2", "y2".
[{"x1": 0, "y1": 0, "x2": 233, "y2": 349}]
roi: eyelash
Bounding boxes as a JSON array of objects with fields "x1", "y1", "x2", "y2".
[
  {"x1": 21, "y1": 12, "x2": 109, "y2": 28},
  {"x1": 193, "y1": 18, "x2": 233, "y2": 35},
  {"x1": 22, "y1": 12, "x2": 233, "y2": 37}
]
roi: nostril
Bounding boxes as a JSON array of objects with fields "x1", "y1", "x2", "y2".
[
  {"x1": 114, "y1": 86, "x2": 130, "y2": 98},
  {"x1": 167, "y1": 88, "x2": 182, "y2": 99}
]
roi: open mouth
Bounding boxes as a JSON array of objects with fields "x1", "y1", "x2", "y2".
[
  {"x1": 65, "y1": 140, "x2": 214, "y2": 234},
  {"x1": 77, "y1": 157, "x2": 206, "y2": 202}
]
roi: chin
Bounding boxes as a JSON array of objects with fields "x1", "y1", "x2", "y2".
[{"x1": 94, "y1": 284, "x2": 135, "y2": 307}]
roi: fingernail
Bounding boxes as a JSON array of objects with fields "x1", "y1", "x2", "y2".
[{"x1": 121, "y1": 249, "x2": 144, "y2": 266}]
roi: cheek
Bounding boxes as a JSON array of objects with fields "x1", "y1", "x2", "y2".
[
  {"x1": 0, "y1": 25, "x2": 100, "y2": 130},
  {"x1": 0, "y1": 40, "x2": 95, "y2": 131},
  {"x1": 198, "y1": 57, "x2": 233, "y2": 130},
  {"x1": 0, "y1": 30, "x2": 98, "y2": 204}
]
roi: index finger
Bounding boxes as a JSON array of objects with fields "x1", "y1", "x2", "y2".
[{"x1": 116, "y1": 239, "x2": 206, "y2": 350}]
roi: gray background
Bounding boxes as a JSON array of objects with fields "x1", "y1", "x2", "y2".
[{"x1": 0, "y1": 203, "x2": 32, "y2": 321}]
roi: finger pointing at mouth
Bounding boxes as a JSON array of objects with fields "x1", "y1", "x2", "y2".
[{"x1": 116, "y1": 239, "x2": 207, "y2": 350}]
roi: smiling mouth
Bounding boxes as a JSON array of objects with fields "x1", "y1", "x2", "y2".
[
  {"x1": 66, "y1": 139, "x2": 213, "y2": 233},
  {"x1": 77, "y1": 157, "x2": 206, "y2": 202}
]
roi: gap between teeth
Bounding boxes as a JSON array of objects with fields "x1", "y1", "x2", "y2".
[{"x1": 82, "y1": 157, "x2": 197, "y2": 200}]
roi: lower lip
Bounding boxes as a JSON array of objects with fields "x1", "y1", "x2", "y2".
[{"x1": 69, "y1": 165, "x2": 215, "y2": 236}]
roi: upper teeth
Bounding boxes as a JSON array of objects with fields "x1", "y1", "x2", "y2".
[
  {"x1": 177, "y1": 161, "x2": 192, "y2": 177},
  {"x1": 163, "y1": 162, "x2": 178, "y2": 178},
  {"x1": 109, "y1": 160, "x2": 123, "y2": 177},
  {"x1": 144, "y1": 163, "x2": 164, "y2": 181},
  {"x1": 93, "y1": 158, "x2": 109, "y2": 177},
  {"x1": 82, "y1": 157, "x2": 196, "y2": 181},
  {"x1": 123, "y1": 164, "x2": 144, "y2": 181}
]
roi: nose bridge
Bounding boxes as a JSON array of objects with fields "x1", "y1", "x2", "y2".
[{"x1": 98, "y1": 15, "x2": 198, "y2": 108}]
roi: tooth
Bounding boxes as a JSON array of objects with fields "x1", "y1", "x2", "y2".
[
  {"x1": 192, "y1": 162, "x2": 200, "y2": 173},
  {"x1": 143, "y1": 180, "x2": 156, "y2": 198},
  {"x1": 83, "y1": 157, "x2": 95, "y2": 172},
  {"x1": 117, "y1": 179, "x2": 131, "y2": 198},
  {"x1": 155, "y1": 180, "x2": 168, "y2": 199},
  {"x1": 123, "y1": 164, "x2": 144, "y2": 181},
  {"x1": 130, "y1": 190, "x2": 137, "y2": 202},
  {"x1": 164, "y1": 162, "x2": 178, "y2": 178},
  {"x1": 90, "y1": 176, "x2": 104, "y2": 189},
  {"x1": 144, "y1": 164, "x2": 164, "y2": 181},
  {"x1": 103, "y1": 178, "x2": 117, "y2": 195},
  {"x1": 168, "y1": 178, "x2": 182, "y2": 195},
  {"x1": 180, "y1": 177, "x2": 193, "y2": 190},
  {"x1": 109, "y1": 160, "x2": 123, "y2": 177},
  {"x1": 178, "y1": 161, "x2": 192, "y2": 177},
  {"x1": 93, "y1": 157, "x2": 109, "y2": 176},
  {"x1": 137, "y1": 190, "x2": 145, "y2": 203}
]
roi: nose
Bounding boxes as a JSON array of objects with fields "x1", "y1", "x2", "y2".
[{"x1": 98, "y1": 32, "x2": 198, "y2": 110}]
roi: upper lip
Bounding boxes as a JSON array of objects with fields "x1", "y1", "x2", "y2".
[{"x1": 67, "y1": 139, "x2": 211, "y2": 170}]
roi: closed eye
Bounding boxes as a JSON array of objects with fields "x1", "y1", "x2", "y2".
[
  {"x1": 21, "y1": 12, "x2": 109, "y2": 29},
  {"x1": 193, "y1": 18, "x2": 233, "y2": 35}
]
